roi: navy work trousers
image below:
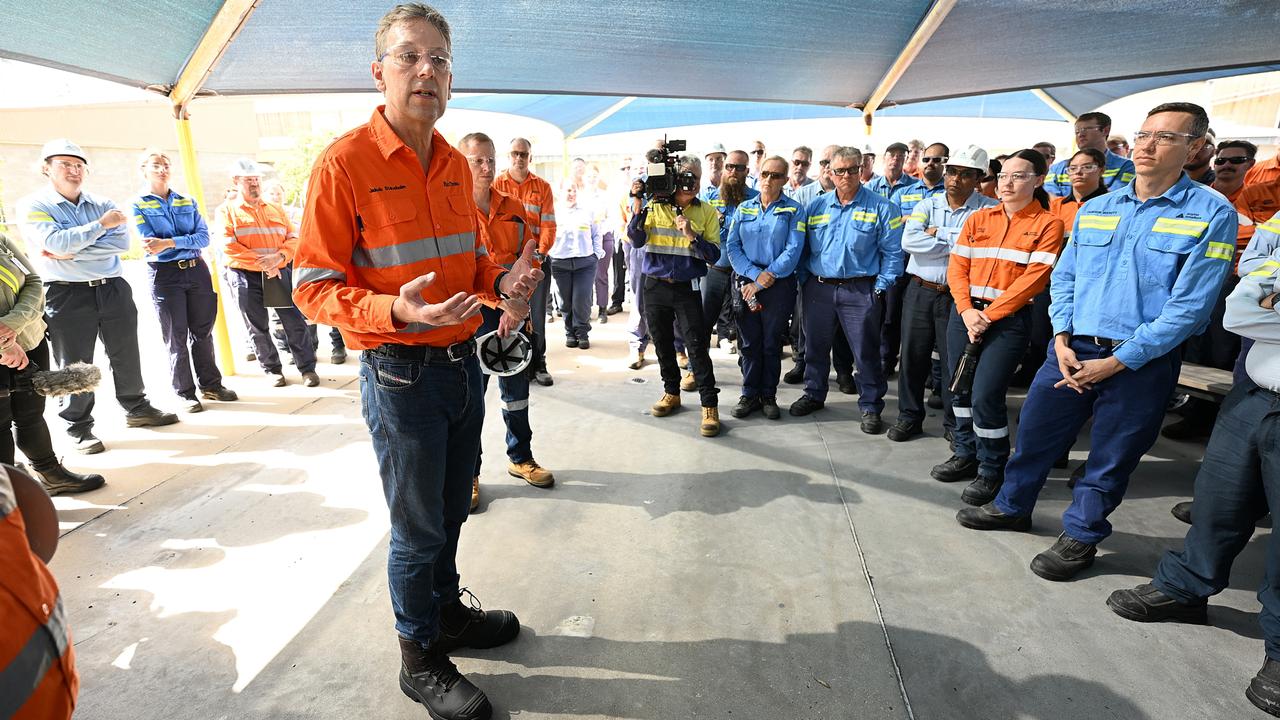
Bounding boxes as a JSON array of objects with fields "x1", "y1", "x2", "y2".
[{"x1": 800, "y1": 277, "x2": 885, "y2": 412}]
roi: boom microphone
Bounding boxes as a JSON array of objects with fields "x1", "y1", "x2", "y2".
[{"x1": 0, "y1": 362, "x2": 102, "y2": 398}]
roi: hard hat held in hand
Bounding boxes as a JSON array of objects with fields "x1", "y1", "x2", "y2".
[{"x1": 476, "y1": 330, "x2": 532, "y2": 377}]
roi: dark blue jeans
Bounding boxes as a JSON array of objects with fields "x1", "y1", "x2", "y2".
[
  {"x1": 946, "y1": 307, "x2": 1031, "y2": 478},
  {"x1": 737, "y1": 275, "x2": 797, "y2": 398},
  {"x1": 1153, "y1": 381, "x2": 1280, "y2": 657},
  {"x1": 475, "y1": 306, "x2": 533, "y2": 474},
  {"x1": 551, "y1": 255, "x2": 596, "y2": 342},
  {"x1": 224, "y1": 267, "x2": 316, "y2": 374},
  {"x1": 360, "y1": 351, "x2": 483, "y2": 645},
  {"x1": 800, "y1": 277, "x2": 885, "y2": 412},
  {"x1": 994, "y1": 338, "x2": 1180, "y2": 544},
  {"x1": 148, "y1": 258, "x2": 222, "y2": 398}
]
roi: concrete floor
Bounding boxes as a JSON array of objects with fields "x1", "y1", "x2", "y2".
[{"x1": 48, "y1": 268, "x2": 1270, "y2": 719}]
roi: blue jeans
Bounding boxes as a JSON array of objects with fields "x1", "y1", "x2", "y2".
[
  {"x1": 800, "y1": 277, "x2": 886, "y2": 411},
  {"x1": 360, "y1": 351, "x2": 483, "y2": 645},
  {"x1": 475, "y1": 306, "x2": 532, "y2": 473},
  {"x1": 737, "y1": 274, "x2": 796, "y2": 398},
  {"x1": 1153, "y1": 381, "x2": 1280, "y2": 656},
  {"x1": 946, "y1": 308, "x2": 1031, "y2": 478},
  {"x1": 994, "y1": 338, "x2": 1179, "y2": 544},
  {"x1": 551, "y1": 255, "x2": 596, "y2": 342},
  {"x1": 149, "y1": 258, "x2": 222, "y2": 398}
]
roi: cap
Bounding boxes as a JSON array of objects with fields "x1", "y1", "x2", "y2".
[
  {"x1": 229, "y1": 158, "x2": 263, "y2": 178},
  {"x1": 946, "y1": 145, "x2": 989, "y2": 172},
  {"x1": 42, "y1": 138, "x2": 87, "y2": 164},
  {"x1": 704, "y1": 143, "x2": 727, "y2": 158}
]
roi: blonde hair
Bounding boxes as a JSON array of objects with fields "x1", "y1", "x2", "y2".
[{"x1": 375, "y1": 3, "x2": 452, "y2": 58}]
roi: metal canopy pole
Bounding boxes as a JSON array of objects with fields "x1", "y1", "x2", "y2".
[{"x1": 860, "y1": 0, "x2": 958, "y2": 134}]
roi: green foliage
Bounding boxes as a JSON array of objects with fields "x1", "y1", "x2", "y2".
[{"x1": 272, "y1": 131, "x2": 334, "y2": 205}]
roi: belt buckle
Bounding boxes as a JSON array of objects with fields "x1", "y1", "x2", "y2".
[
  {"x1": 446, "y1": 341, "x2": 470, "y2": 362},
  {"x1": 177, "y1": 259, "x2": 195, "y2": 270},
  {"x1": 87, "y1": 278, "x2": 107, "y2": 287}
]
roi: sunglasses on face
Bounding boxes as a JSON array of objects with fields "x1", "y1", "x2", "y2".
[
  {"x1": 725, "y1": 163, "x2": 748, "y2": 172},
  {"x1": 819, "y1": 159, "x2": 831, "y2": 167},
  {"x1": 760, "y1": 170, "x2": 786, "y2": 180},
  {"x1": 510, "y1": 151, "x2": 530, "y2": 159},
  {"x1": 831, "y1": 167, "x2": 857, "y2": 176},
  {"x1": 751, "y1": 149, "x2": 765, "y2": 156},
  {"x1": 793, "y1": 159, "x2": 811, "y2": 167},
  {"x1": 921, "y1": 156, "x2": 948, "y2": 164},
  {"x1": 1214, "y1": 156, "x2": 1250, "y2": 166},
  {"x1": 944, "y1": 167, "x2": 979, "y2": 178}
]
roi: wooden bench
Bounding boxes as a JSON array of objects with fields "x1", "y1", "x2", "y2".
[{"x1": 1177, "y1": 362, "x2": 1234, "y2": 403}]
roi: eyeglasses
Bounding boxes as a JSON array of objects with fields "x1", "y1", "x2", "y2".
[
  {"x1": 380, "y1": 47, "x2": 453, "y2": 73},
  {"x1": 831, "y1": 167, "x2": 858, "y2": 177},
  {"x1": 792, "y1": 159, "x2": 811, "y2": 167},
  {"x1": 751, "y1": 149, "x2": 765, "y2": 156},
  {"x1": 921, "y1": 156, "x2": 948, "y2": 164},
  {"x1": 510, "y1": 150, "x2": 530, "y2": 159},
  {"x1": 996, "y1": 172, "x2": 1038, "y2": 182},
  {"x1": 619, "y1": 165, "x2": 631, "y2": 172},
  {"x1": 466, "y1": 156, "x2": 496, "y2": 167},
  {"x1": 1132, "y1": 130, "x2": 1198, "y2": 147},
  {"x1": 1074, "y1": 125, "x2": 1103, "y2": 135},
  {"x1": 1214, "y1": 156, "x2": 1251, "y2": 166},
  {"x1": 725, "y1": 163, "x2": 748, "y2": 172},
  {"x1": 1067, "y1": 163, "x2": 1099, "y2": 173},
  {"x1": 144, "y1": 162, "x2": 170, "y2": 170},
  {"x1": 943, "y1": 167, "x2": 979, "y2": 178},
  {"x1": 52, "y1": 160, "x2": 86, "y2": 172},
  {"x1": 760, "y1": 171, "x2": 786, "y2": 180},
  {"x1": 818, "y1": 159, "x2": 831, "y2": 167}
]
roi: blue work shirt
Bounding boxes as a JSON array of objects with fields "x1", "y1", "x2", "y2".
[
  {"x1": 891, "y1": 179, "x2": 946, "y2": 219},
  {"x1": 19, "y1": 186, "x2": 130, "y2": 281},
  {"x1": 129, "y1": 189, "x2": 209, "y2": 263},
  {"x1": 725, "y1": 193, "x2": 806, "y2": 283},
  {"x1": 1240, "y1": 213, "x2": 1280, "y2": 277},
  {"x1": 1049, "y1": 172, "x2": 1237, "y2": 369},
  {"x1": 801, "y1": 186, "x2": 905, "y2": 291},
  {"x1": 1045, "y1": 150, "x2": 1135, "y2": 196},
  {"x1": 865, "y1": 172, "x2": 916, "y2": 200},
  {"x1": 901, "y1": 190, "x2": 998, "y2": 285},
  {"x1": 702, "y1": 185, "x2": 760, "y2": 268}
]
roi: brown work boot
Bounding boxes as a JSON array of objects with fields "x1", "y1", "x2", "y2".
[
  {"x1": 700, "y1": 407, "x2": 721, "y2": 437},
  {"x1": 628, "y1": 348, "x2": 645, "y2": 370},
  {"x1": 680, "y1": 372, "x2": 696, "y2": 392},
  {"x1": 651, "y1": 393, "x2": 681, "y2": 417},
  {"x1": 470, "y1": 476, "x2": 480, "y2": 513},
  {"x1": 509, "y1": 459, "x2": 554, "y2": 488},
  {"x1": 675, "y1": 351, "x2": 690, "y2": 370}
]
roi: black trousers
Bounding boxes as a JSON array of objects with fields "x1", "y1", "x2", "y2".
[
  {"x1": 610, "y1": 241, "x2": 627, "y2": 307},
  {"x1": 700, "y1": 266, "x2": 735, "y2": 343},
  {"x1": 896, "y1": 279, "x2": 956, "y2": 430},
  {"x1": 225, "y1": 267, "x2": 317, "y2": 374},
  {"x1": 149, "y1": 258, "x2": 222, "y2": 398},
  {"x1": 0, "y1": 339, "x2": 57, "y2": 469},
  {"x1": 644, "y1": 276, "x2": 718, "y2": 407},
  {"x1": 880, "y1": 273, "x2": 909, "y2": 373},
  {"x1": 45, "y1": 277, "x2": 149, "y2": 438}
]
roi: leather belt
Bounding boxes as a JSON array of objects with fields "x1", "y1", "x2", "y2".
[
  {"x1": 49, "y1": 278, "x2": 110, "y2": 287},
  {"x1": 910, "y1": 275, "x2": 947, "y2": 292},
  {"x1": 367, "y1": 339, "x2": 476, "y2": 363},
  {"x1": 154, "y1": 258, "x2": 200, "y2": 269},
  {"x1": 816, "y1": 275, "x2": 874, "y2": 286},
  {"x1": 1082, "y1": 336, "x2": 1122, "y2": 349}
]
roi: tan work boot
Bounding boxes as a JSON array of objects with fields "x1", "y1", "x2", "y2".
[
  {"x1": 470, "y1": 476, "x2": 480, "y2": 512},
  {"x1": 675, "y1": 351, "x2": 690, "y2": 370},
  {"x1": 651, "y1": 393, "x2": 681, "y2": 417},
  {"x1": 700, "y1": 407, "x2": 721, "y2": 437},
  {"x1": 680, "y1": 371, "x2": 696, "y2": 392},
  {"x1": 509, "y1": 459, "x2": 555, "y2": 488},
  {"x1": 628, "y1": 348, "x2": 645, "y2": 370}
]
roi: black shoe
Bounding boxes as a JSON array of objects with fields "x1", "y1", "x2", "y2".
[
  {"x1": 1030, "y1": 533, "x2": 1097, "y2": 581},
  {"x1": 1161, "y1": 417, "x2": 1212, "y2": 442},
  {"x1": 598, "y1": 307, "x2": 608, "y2": 323},
  {"x1": 565, "y1": 338, "x2": 579, "y2": 348},
  {"x1": 531, "y1": 367, "x2": 553, "y2": 387},
  {"x1": 1106, "y1": 583, "x2": 1208, "y2": 624},
  {"x1": 956, "y1": 502, "x2": 1031, "y2": 531},
  {"x1": 398, "y1": 636, "x2": 492, "y2": 720},
  {"x1": 606, "y1": 304, "x2": 623, "y2": 315},
  {"x1": 931, "y1": 454, "x2": 978, "y2": 483},
  {"x1": 789, "y1": 395, "x2": 824, "y2": 417},
  {"x1": 731, "y1": 396, "x2": 762, "y2": 419},
  {"x1": 433, "y1": 590, "x2": 521, "y2": 655},
  {"x1": 783, "y1": 363, "x2": 805, "y2": 385},
  {"x1": 271, "y1": 372, "x2": 288, "y2": 387},
  {"x1": 962, "y1": 473, "x2": 1003, "y2": 507},
  {"x1": 1171, "y1": 501, "x2": 1193, "y2": 525},
  {"x1": 944, "y1": 427, "x2": 955, "y2": 450},
  {"x1": 886, "y1": 420, "x2": 922, "y2": 442},
  {"x1": 125, "y1": 405, "x2": 179, "y2": 428},
  {"x1": 245, "y1": 351, "x2": 257, "y2": 362},
  {"x1": 577, "y1": 339, "x2": 590, "y2": 350},
  {"x1": 926, "y1": 391, "x2": 944, "y2": 410},
  {"x1": 200, "y1": 386, "x2": 239, "y2": 402},
  {"x1": 836, "y1": 372, "x2": 856, "y2": 395},
  {"x1": 181, "y1": 396, "x2": 205, "y2": 413},
  {"x1": 331, "y1": 347, "x2": 348, "y2": 365},
  {"x1": 762, "y1": 397, "x2": 781, "y2": 420},
  {"x1": 34, "y1": 464, "x2": 106, "y2": 496},
  {"x1": 302, "y1": 371, "x2": 321, "y2": 387},
  {"x1": 1248, "y1": 658, "x2": 1280, "y2": 718},
  {"x1": 860, "y1": 412, "x2": 884, "y2": 434}
]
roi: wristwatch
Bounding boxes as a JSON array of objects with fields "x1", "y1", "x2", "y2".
[{"x1": 494, "y1": 271, "x2": 512, "y2": 301}]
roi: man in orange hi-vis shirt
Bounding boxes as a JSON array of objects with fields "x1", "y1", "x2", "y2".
[
  {"x1": 494, "y1": 137, "x2": 557, "y2": 386},
  {"x1": 291, "y1": 5, "x2": 542, "y2": 719}
]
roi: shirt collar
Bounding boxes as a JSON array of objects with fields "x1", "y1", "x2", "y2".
[
  {"x1": 42, "y1": 185, "x2": 91, "y2": 208},
  {"x1": 369, "y1": 105, "x2": 450, "y2": 166},
  {"x1": 829, "y1": 184, "x2": 871, "y2": 208},
  {"x1": 1116, "y1": 171, "x2": 1195, "y2": 205}
]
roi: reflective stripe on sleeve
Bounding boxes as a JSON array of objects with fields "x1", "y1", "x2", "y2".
[
  {"x1": 1204, "y1": 242, "x2": 1234, "y2": 261},
  {"x1": 295, "y1": 267, "x2": 347, "y2": 284},
  {"x1": 0, "y1": 596, "x2": 69, "y2": 718},
  {"x1": 397, "y1": 322, "x2": 439, "y2": 334}
]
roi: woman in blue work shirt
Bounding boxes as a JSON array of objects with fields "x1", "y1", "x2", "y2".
[
  {"x1": 725, "y1": 156, "x2": 806, "y2": 419},
  {"x1": 130, "y1": 149, "x2": 238, "y2": 413}
]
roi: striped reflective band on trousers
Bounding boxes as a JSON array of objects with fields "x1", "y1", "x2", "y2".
[
  {"x1": 0, "y1": 596, "x2": 69, "y2": 717},
  {"x1": 952, "y1": 245, "x2": 1057, "y2": 265},
  {"x1": 351, "y1": 232, "x2": 481, "y2": 268},
  {"x1": 951, "y1": 407, "x2": 1009, "y2": 437},
  {"x1": 502, "y1": 399, "x2": 529, "y2": 412}
]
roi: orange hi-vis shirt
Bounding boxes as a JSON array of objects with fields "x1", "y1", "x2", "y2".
[
  {"x1": 476, "y1": 188, "x2": 534, "y2": 308},
  {"x1": 948, "y1": 202, "x2": 1065, "y2": 322},
  {"x1": 219, "y1": 198, "x2": 297, "y2": 271},
  {"x1": 493, "y1": 170, "x2": 557, "y2": 255},
  {"x1": 1235, "y1": 178, "x2": 1280, "y2": 247},
  {"x1": 1245, "y1": 155, "x2": 1280, "y2": 186},
  {"x1": 292, "y1": 107, "x2": 506, "y2": 351},
  {"x1": 0, "y1": 469, "x2": 78, "y2": 720}
]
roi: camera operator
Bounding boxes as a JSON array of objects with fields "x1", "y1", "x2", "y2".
[{"x1": 627, "y1": 153, "x2": 723, "y2": 437}]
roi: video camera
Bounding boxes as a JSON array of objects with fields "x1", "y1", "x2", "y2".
[{"x1": 643, "y1": 136, "x2": 697, "y2": 204}]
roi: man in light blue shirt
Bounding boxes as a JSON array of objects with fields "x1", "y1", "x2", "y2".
[
  {"x1": 865, "y1": 142, "x2": 915, "y2": 199},
  {"x1": 19, "y1": 139, "x2": 178, "y2": 454},
  {"x1": 890, "y1": 145, "x2": 997, "y2": 442},
  {"x1": 1044, "y1": 112, "x2": 1136, "y2": 195},
  {"x1": 957, "y1": 103, "x2": 1237, "y2": 583}
]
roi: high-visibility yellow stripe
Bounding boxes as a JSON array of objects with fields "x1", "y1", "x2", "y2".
[
  {"x1": 910, "y1": 210, "x2": 928, "y2": 222},
  {"x1": 851, "y1": 211, "x2": 879, "y2": 223},
  {"x1": 135, "y1": 200, "x2": 163, "y2": 209},
  {"x1": 135, "y1": 215, "x2": 146, "y2": 224},
  {"x1": 740, "y1": 207, "x2": 759, "y2": 216},
  {"x1": 888, "y1": 217, "x2": 904, "y2": 230},
  {"x1": 1078, "y1": 215, "x2": 1120, "y2": 230},
  {"x1": 808, "y1": 214, "x2": 830, "y2": 226},
  {"x1": 1205, "y1": 241, "x2": 1234, "y2": 261},
  {"x1": 796, "y1": 221, "x2": 807, "y2": 232},
  {"x1": 1260, "y1": 218, "x2": 1280, "y2": 234},
  {"x1": 26, "y1": 211, "x2": 54, "y2": 223},
  {"x1": 0, "y1": 265, "x2": 20, "y2": 294},
  {"x1": 773, "y1": 207, "x2": 796, "y2": 215},
  {"x1": 172, "y1": 198, "x2": 194, "y2": 207},
  {"x1": 1153, "y1": 217, "x2": 1210, "y2": 237},
  {"x1": 1248, "y1": 260, "x2": 1280, "y2": 277},
  {"x1": 899, "y1": 193, "x2": 923, "y2": 203}
]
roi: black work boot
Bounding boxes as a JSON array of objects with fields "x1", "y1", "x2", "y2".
[
  {"x1": 731, "y1": 395, "x2": 762, "y2": 419},
  {"x1": 33, "y1": 463, "x2": 106, "y2": 496},
  {"x1": 1106, "y1": 583, "x2": 1208, "y2": 624},
  {"x1": 931, "y1": 454, "x2": 978, "y2": 483},
  {"x1": 783, "y1": 362, "x2": 805, "y2": 385},
  {"x1": 1248, "y1": 658, "x2": 1280, "y2": 718},
  {"x1": 432, "y1": 589, "x2": 521, "y2": 655},
  {"x1": 1171, "y1": 501, "x2": 1193, "y2": 525},
  {"x1": 1030, "y1": 533, "x2": 1097, "y2": 581},
  {"x1": 398, "y1": 636, "x2": 491, "y2": 720},
  {"x1": 962, "y1": 474, "x2": 1003, "y2": 507},
  {"x1": 956, "y1": 502, "x2": 1031, "y2": 531}
]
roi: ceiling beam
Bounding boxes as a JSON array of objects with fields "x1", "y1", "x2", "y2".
[
  {"x1": 566, "y1": 96, "x2": 638, "y2": 140},
  {"x1": 1030, "y1": 88, "x2": 1077, "y2": 121},
  {"x1": 170, "y1": 0, "x2": 261, "y2": 115},
  {"x1": 860, "y1": 0, "x2": 958, "y2": 131}
]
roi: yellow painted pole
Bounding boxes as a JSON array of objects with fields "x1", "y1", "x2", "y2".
[{"x1": 174, "y1": 104, "x2": 236, "y2": 376}]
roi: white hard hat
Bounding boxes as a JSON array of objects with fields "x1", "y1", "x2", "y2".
[
  {"x1": 42, "y1": 138, "x2": 87, "y2": 164},
  {"x1": 704, "y1": 143, "x2": 727, "y2": 158},
  {"x1": 946, "y1": 145, "x2": 989, "y2": 172},
  {"x1": 229, "y1": 158, "x2": 263, "y2": 178}
]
